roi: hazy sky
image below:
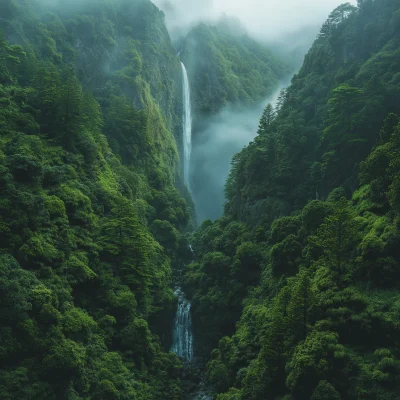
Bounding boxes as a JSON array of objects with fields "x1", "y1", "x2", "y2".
[
  {"x1": 213, "y1": 0, "x2": 357, "y2": 38},
  {"x1": 154, "y1": 0, "x2": 357, "y2": 40}
]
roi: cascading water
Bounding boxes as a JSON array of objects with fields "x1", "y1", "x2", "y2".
[
  {"x1": 181, "y1": 62, "x2": 192, "y2": 191},
  {"x1": 174, "y1": 59, "x2": 212, "y2": 399},
  {"x1": 171, "y1": 288, "x2": 194, "y2": 361}
]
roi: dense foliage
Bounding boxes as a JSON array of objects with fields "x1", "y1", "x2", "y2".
[
  {"x1": 184, "y1": 1, "x2": 400, "y2": 399},
  {"x1": 0, "y1": 0, "x2": 196, "y2": 398},
  {"x1": 3, "y1": 0, "x2": 400, "y2": 398},
  {"x1": 225, "y1": 0, "x2": 400, "y2": 225}
]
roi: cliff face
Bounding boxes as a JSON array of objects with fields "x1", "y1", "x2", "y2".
[
  {"x1": 0, "y1": 1, "x2": 194, "y2": 398},
  {"x1": 1, "y1": 0, "x2": 187, "y2": 175}
]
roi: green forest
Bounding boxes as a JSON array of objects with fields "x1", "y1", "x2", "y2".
[
  {"x1": 1, "y1": 0, "x2": 400, "y2": 399},
  {"x1": 0, "y1": 0, "x2": 193, "y2": 398},
  {"x1": 185, "y1": 1, "x2": 400, "y2": 399}
]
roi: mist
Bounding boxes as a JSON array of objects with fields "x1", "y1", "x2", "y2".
[
  {"x1": 191, "y1": 83, "x2": 288, "y2": 222},
  {"x1": 154, "y1": 0, "x2": 357, "y2": 42},
  {"x1": 154, "y1": 0, "x2": 357, "y2": 222}
]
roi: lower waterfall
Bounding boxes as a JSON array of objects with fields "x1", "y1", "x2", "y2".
[
  {"x1": 171, "y1": 288, "x2": 212, "y2": 399},
  {"x1": 171, "y1": 288, "x2": 194, "y2": 361}
]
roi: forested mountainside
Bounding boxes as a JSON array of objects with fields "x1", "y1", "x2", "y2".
[
  {"x1": 184, "y1": 1, "x2": 400, "y2": 399},
  {"x1": 3, "y1": 0, "x2": 400, "y2": 399},
  {"x1": 0, "y1": 0, "x2": 185, "y2": 176},
  {"x1": 225, "y1": 0, "x2": 400, "y2": 226},
  {"x1": 0, "y1": 0, "x2": 195, "y2": 398},
  {"x1": 181, "y1": 20, "x2": 291, "y2": 122},
  {"x1": 0, "y1": 0, "x2": 294, "y2": 397}
]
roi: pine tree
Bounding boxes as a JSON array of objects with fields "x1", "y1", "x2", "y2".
[
  {"x1": 287, "y1": 270, "x2": 315, "y2": 342},
  {"x1": 315, "y1": 197, "x2": 360, "y2": 284},
  {"x1": 257, "y1": 103, "x2": 275, "y2": 135},
  {"x1": 0, "y1": 33, "x2": 25, "y2": 84},
  {"x1": 276, "y1": 89, "x2": 287, "y2": 112},
  {"x1": 263, "y1": 287, "x2": 290, "y2": 385},
  {"x1": 57, "y1": 68, "x2": 83, "y2": 146},
  {"x1": 328, "y1": 3, "x2": 357, "y2": 25},
  {"x1": 99, "y1": 197, "x2": 156, "y2": 312}
]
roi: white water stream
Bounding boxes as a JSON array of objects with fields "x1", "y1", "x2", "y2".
[
  {"x1": 181, "y1": 62, "x2": 192, "y2": 191},
  {"x1": 171, "y1": 288, "x2": 194, "y2": 361}
]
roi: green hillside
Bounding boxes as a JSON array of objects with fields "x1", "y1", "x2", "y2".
[
  {"x1": 183, "y1": 1, "x2": 400, "y2": 399},
  {"x1": 0, "y1": 0, "x2": 193, "y2": 398},
  {"x1": 3, "y1": 0, "x2": 400, "y2": 399}
]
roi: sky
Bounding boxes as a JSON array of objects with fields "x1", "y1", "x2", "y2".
[
  {"x1": 213, "y1": 0, "x2": 357, "y2": 39},
  {"x1": 154, "y1": 0, "x2": 357, "y2": 41}
]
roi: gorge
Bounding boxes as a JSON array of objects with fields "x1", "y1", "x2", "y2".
[{"x1": 2, "y1": 0, "x2": 400, "y2": 400}]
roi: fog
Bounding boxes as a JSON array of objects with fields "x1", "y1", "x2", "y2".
[
  {"x1": 154, "y1": 0, "x2": 357, "y2": 41},
  {"x1": 33, "y1": 0, "x2": 358, "y2": 223},
  {"x1": 191, "y1": 84, "x2": 288, "y2": 222},
  {"x1": 153, "y1": 0, "x2": 357, "y2": 222}
]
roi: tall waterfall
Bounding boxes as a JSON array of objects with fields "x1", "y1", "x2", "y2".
[
  {"x1": 181, "y1": 62, "x2": 192, "y2": 191},
  {"x1": 171, "y1": 288, "x2": 194, "y2": 361}
]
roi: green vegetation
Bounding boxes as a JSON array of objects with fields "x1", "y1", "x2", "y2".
[
  {"x1": 184, "y1": 1, "x2": 400, "y2": 399},
  {"x1": 0, "y1": 0, "x2": 195, "y2": 398},
  {"x1": 224, "y1": 0, "x2": 400, "y2": 224},
  {"x1": 3, "y1": 0, "x2": 400, "y2": 398}
]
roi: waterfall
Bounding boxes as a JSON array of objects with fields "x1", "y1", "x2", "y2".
[
  {"x1": 171, "y1": 288, "x2": 194, "y2": 361},
  {"x1": 181, "y1": 62, "x2": 192, "y2": 191}
]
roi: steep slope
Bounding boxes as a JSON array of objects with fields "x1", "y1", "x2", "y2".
[
  {"x1": 184, "y1": 1, "x2": 400, "y2": 399},
  {"x1": 0, "y1": 0, "x2": 194, "y2": 398},
  {"x1": 0, "y1": 0, "x2": 194, "y2": 207},
  {"x1": 225, "y1": 0, "x2": 400, "y2": 225}
]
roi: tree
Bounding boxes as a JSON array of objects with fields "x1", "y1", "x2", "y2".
[
  {"x1": 150, "y1": 219, "x2": 180, "y2": 256},
  {"x1": 257, "y1": 103, "x2": 275, "y2": 135},
  {"x1": 328, "y1": 3, "x2": 357, "y2": 25},
  {"x1": 314, "y1": 198, "x2": 360, "y2": 284},
  {"x1": 319, "y1": 20, "x2": 334, "y2": 39},
  {"x1": 324, "y1": 84, "x2": 363, "y2": 139},
  {"x1": 311, "y1": 380, "x2": 341, "y2": 400},
  {"x1": 276, "y1": 88, "x2": 287, "y2": 112},
  {"x1": 232, "y1": 241, "x2": 263, "y2": 286},
  {"x1": 271, "y1": 234, "x2": 302, "y2": 277},
  {"x1": 286, "y1": 331, "x2": 345, "y2": 398},
  {"x1": 287, "y1": 270, "x2": 315, "y2": 343},
  {"x1": 99, "y1": 197, "x2": 160, "y2": 312},
  {"x1": 258, "y1": 287, "x2": 291, "y2": 396},
  {"x1": 57, "y1": 68, "x2": 83, "y2": 146},
  {"x1": 0, "y1": 32, "x2": 25, "y2": 84},
  {"x1": 319, "y1": 3, "x2": 356, "y2": 39},
  {"x1": 387, "y1": 122, "x2": 400, "y2": 213}
]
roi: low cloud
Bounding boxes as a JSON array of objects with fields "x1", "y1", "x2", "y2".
[
  {"x1": 154, "y1": 0, "x2": 357, "y2": 41},
  {"x1": 191, "y1": 84, "x2": 287, "y2": 222}
]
